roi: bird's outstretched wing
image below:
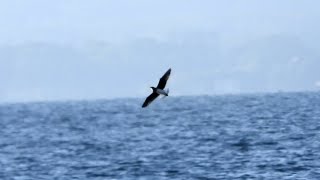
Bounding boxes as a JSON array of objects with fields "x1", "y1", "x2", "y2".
[
  {"x1": 142, "y1": 92, "x2": 159, "y2": 108},
  {"x1": 156, "y1": 68, "x2": 171, "y2": 89}
]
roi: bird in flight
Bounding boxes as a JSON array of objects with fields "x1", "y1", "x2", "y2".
[{"x1": 142, "y1": 68, "x2": 171, "y2": 108}]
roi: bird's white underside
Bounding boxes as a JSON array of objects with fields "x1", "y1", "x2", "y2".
[{"x1": 156, "y1": 88, "x2": 169, "y2": 96}]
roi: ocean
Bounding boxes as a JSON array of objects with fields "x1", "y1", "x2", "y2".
[{"x1": 0, "y1": 92, "x2": 320, "y2": 179}]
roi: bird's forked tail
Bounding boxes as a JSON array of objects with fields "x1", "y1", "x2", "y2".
[
  {"x1": 165, "y1": 88, "x2": 169, "y2": 96},
  {"x1": 160, "y1": 88, "x2": 169, "y2": 99}
]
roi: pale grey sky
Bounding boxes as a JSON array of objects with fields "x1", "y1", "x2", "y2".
[
  {"x1": 0, "y1": 0, "x2": 319, "y2": 44},
  {"x1": 1, "y1": 0, "x2": 320, "y2": 102}
]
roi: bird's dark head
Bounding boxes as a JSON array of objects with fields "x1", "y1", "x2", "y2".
[{"x1": 150, "y1": 87, "x2": 156, "y2": 91}]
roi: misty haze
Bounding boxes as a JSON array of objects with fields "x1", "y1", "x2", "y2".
[
  {"x1": 1, "y1": 1, "x2": 320, "y2": 180},
  {"x1": 1, "y1": 1, "x2": 320, "y2": 102}
]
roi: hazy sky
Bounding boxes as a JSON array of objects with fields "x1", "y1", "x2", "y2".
[
  {"x1": 1, "y1": 0, "x2": 320, "y2": 102},
  {"x1": 0, "y1": 0, "x2": 319, "y2": 44}
]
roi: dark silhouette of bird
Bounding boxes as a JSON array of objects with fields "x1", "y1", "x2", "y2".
[{"x1": 142, "y1": 68, "x2": 171, "y2": 108}]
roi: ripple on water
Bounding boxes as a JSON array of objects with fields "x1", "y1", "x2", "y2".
[{"x1": 0, "y1": 92, "x2": 320, "y2": 179}]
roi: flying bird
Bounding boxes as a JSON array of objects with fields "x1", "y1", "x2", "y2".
[{"x1": 142, "y1": 68, "x2": 171, "y2": 108}]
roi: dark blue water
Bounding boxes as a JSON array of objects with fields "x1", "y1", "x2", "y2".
[{"x1": 1, "y1": 92, "x2": 320, "y2": 179}]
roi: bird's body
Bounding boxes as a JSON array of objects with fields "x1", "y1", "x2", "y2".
[
  {"x1": 142, "y1": 68, "x2": 171, "y2": 108},
  {"x1": 152, "y1": 87, "x2": 169, "y2": 96}
]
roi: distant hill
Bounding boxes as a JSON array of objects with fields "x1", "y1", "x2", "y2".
[{"x1": 1, "y1": 33, "x2": 319, "y2": 101}]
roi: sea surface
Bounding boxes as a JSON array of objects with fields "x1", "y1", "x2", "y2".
[{"x1": 0, "y1": 92, "x2": 320, "y2": 180}]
